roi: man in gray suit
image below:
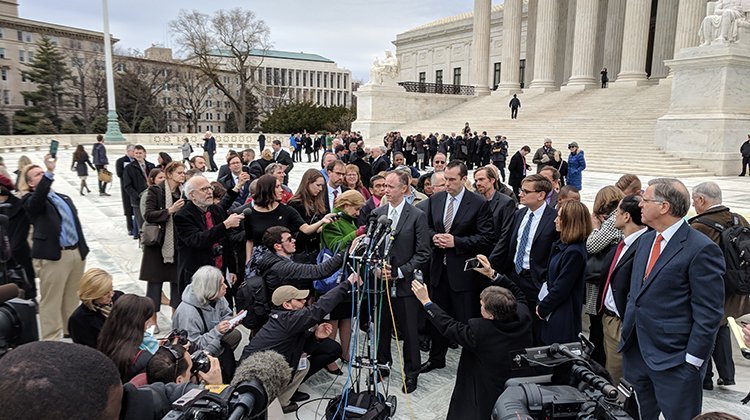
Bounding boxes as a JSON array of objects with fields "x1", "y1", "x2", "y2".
[
  {"x1": 620, "y1": 178, "x2": 725, "y2": 420},
  {"x1": 371, "y1": 170, "x2": 431, "y2": 393}
]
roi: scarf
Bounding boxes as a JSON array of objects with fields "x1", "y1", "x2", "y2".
[
  {"x1": 161, "y1": 183, "x2": 177, "y2": 264},
  {"x1": 92, "y1": 301, "x2": 113, "y2": 318}
]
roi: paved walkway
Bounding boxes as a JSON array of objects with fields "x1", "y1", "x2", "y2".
[{"x1": 3, "y1": 148, "x2": 749, "y2": 419}]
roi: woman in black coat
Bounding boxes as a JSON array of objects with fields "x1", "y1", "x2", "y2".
[
  {"x1": 140, "y1": 162, "x2": 186, "y2": 311},
  {"x1": 71, "y1": 144, "x2": 96, "y2": 196},
  {"x1": 69, "y1": 268, "x2": 123, "y2": 348},
  {"x1": 537, "y1": 201, "x2": 593, "y2": 345},
  {"x1": 0, "y1": 174, "x2": 35, "y2": 299}
]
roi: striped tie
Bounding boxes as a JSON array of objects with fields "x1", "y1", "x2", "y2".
[
  {"x1": 444, "y1": 197, "x2": 455, "y2": 233},
  {"x1": 515, "y1": 212, "x2": 534, "y2": 273}
]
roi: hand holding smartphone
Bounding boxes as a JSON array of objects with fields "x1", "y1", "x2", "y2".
[
  {"x1": 49, "y1": 139, "x2": 59, "y2": 159},
  {"x1": 464, "y1": 257, "x2": 481, "y2": 271}
]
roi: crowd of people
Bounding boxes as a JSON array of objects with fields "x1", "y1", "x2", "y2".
[{"x1": 0, "y1": 125, "x2": 748, "y2": 420}]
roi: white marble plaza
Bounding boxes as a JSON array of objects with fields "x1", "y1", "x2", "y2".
[{"x1": 3, "y1": 147, "x2": 750, "y2": 419}]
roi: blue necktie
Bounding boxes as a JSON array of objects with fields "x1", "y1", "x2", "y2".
[{"x1": 515, "y1": 212, "x2": 534, "y2": 273}]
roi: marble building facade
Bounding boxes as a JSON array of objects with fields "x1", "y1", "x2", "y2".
[{"x1": 393, "y1": 0, "x2": 707, "y2": 94}]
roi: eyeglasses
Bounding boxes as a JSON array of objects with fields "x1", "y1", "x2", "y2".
[
  {"x1": 198, "y1": 185, "x2": 214, "y2": 193},
  {"x1": 434, "y1": 160, "x2": 446, "y2": 164},
  {"x1": 278, "y1": 236, "x2": 295, "y2": 244},
  {"x1": 334, "y1": 172, "x2": 346, "y2": 176},
  {"x1": 520, "y1": 189, "x2": 539, "y2": 195}
]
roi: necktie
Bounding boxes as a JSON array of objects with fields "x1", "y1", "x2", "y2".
[
  {"x1": 522, "y1": 156, "x2": 527, "y2": 176},
  {"x1": 514, "y1": 212, "x2": 535, "y2": 273},
  {"x1": 444, "y1": 196, "x2": 455, "y2": 233},
  {"x1": 204, "y1": 211, "x2": 223, "y2": 269},
  {"x1": 140, "y1": 163, "x2": 147, "y2": 178},
  {"x1": 600, "y1": 240, "x2": 626, "y2": 312},
  {"x1": 644, "y1": 234, "x2": 664, "y2": 281},
  {"x1": 333, "y1": 189, "x2": 339, "y2": 200}
]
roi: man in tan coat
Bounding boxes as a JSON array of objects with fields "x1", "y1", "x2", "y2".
[{"x1": 689, "y1": 181, "x2": 750, "y2": 390}]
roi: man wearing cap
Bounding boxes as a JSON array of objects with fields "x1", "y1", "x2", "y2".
[
  {"x1": 532, "y1": 138, "x2": 556, "y2": 173},
  {"x1": 240, "y1": 263, "x2": 360, "y2": 414}
]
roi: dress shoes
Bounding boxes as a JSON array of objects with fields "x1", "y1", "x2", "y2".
[
  {"x1": 281, "y1": 402, "x2": 298, "y2": 414},
  {"x1": 290, "y1": 391, "x2": 309, "y2": 402},
  {"x1": 702, "y1": 380, "x2": 714, "y2": 391},
  {"x1": 717, "y1": 378, "x2": 735, "y2": 386},
  {"x1": 419, "y1": 360, "x2": 445, "y2": 374},
  {"x1": 402, "y1": 377, "x2": 418, "y2": 394}
]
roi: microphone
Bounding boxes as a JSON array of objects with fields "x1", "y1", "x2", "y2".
[
  {"x1": 229, "y1": 350, "x2": 291, "y2": 420},
  {"x1": 366, "y1": 215, "x2": 390, "y2": 256},
  {"x1": 373, "y1": 219, "x2": 393, "y2": 254},
  {"x1": 353, "y1": 218, "x2": 378, "y2": 255},
  {"x1": 0, "y1": 283, "x2": 21, "y2": 305}
]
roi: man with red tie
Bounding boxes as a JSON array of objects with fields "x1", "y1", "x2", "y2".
[
  {"x1": 619, "y1": 178, "x2": 725, "y2": 420},
  {"x1": 598, "y1": 195, "x2": 646, "y2": 385}
]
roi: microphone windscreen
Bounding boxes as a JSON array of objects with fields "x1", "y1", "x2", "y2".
[
  {"x1": 0, "y1": 283, "x2": 21, "y2": 304},
  {"x1": 376, "y1": 214, "x2": 389, "y2": 225},
  {"x1": 231, "y1": 350, "x2": 291, "y2": 403}
]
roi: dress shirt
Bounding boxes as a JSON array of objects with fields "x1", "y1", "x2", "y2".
[
  {"x1": 328, "y1": 184, "x2": 342, "y2": 211},
  {"x1": 604, "y1": 227, "x2": 647, "y2": 316},
  {"x1": 43, "y1": 172, "x2": 79, "y2": 247},
  {"x1": 515, "y1": 203, "x2": 547, "y2": 270},
  {"x1": 441, "y1": 187, "x2": 466, "y2": 228}
]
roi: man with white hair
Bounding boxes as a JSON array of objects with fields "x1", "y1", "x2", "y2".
[
  {"x1": 202, "y1": 131, "x2": 218, "y2": 172},
  {"x1": 371, "y1": 145, "x2": 391, "y2": 174},
  {"x1": 688, "y1": 181, "x2": 750, "y2": 391},
  {"x1": 174, "y1": 175, "x2": 244, "y2": 303}
]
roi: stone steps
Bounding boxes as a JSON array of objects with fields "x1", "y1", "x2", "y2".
[{"x1": 388, "y1": 82, "x2": 714, "y2": 177}]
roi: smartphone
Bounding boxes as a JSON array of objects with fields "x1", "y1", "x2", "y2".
[
  {"x1": 49, "y1": 139, "x2": 59, "y2": 159},
  {"x1": 464, "y1": 257, "x2": 481, "y2": 271}
]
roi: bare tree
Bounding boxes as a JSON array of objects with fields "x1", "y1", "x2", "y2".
[
  {"x1": 66, "y1": 53, "x2": 107, "y2": 128},
  {"x1": 171, "y1": 67, "x2": 210, "y2": 133},
  {"x1": 169, "y1": 8, "x2": 270, "y2": 132},
  {"x1": 114, "y1": 59, "x2": 176, "y2": 132}
]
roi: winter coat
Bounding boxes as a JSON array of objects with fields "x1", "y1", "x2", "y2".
[
  {"x1": 172, "y1": 284, "x2": 233, "y2": 356},
  {"x1": 567, "y1": 151, "x2": 586, "y2": 190},
  {"x1": 92, "y1": 142, "x2": 108, "y2": 165}
]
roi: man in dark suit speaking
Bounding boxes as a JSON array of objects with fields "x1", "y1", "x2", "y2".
[
  {"x1": 619, "y1": 178, "x2": 725, "y2": 420},
  {"x1": 420, "y1": 160, "x2": 494, "y2": 374},
  {"x1": 371, "y1": 170, "x2": 430, "y2": 393}
]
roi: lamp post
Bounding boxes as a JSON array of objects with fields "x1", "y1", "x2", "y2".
[{"x1": 102, "y1": 0, "x2": 125, "y2": 141}]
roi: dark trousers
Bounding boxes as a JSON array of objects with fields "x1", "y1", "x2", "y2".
[
  {"x1": 132, "y1": 205, "x2": 143, "y2": 237},
  {"x1": 623, "y1": 346, "x2": 706, "y2": 420},
  {"x1": 704, "y1": 324, "x2": 734, "y2": 383},
  {"x1": 95, "y1": 165, "x2": 108, "y2": 193},
  {"x1": 588, "y1": 313, "x2": 606, "y2": 367},
  {"x1": 511, "y1": 107, "x2": 519, "y2": 119},
  {"x1": 208, "y1": 152, "x2": 218, "y2": 171},
  {"x1": 303, "y1": 337, "x2": 342, "y2": 381},
  {"x1": 512, "y1": 270, "x2": 543, "y2": 346},
  {"x1": 378, "y1": 295, "x2": 422, "y2": 379},
  {"x1": 428, "y1": 266, "x2": 480, "y2": 363},
  {"x1": 492, "y1": 161, "x2": 506, "y2": 182},
  {"x1": 146, "y1": 281, "x2": 180, "y2": 311},
  {"x1": 741, "y1": 156, "x2": 750, "y2": 175}
]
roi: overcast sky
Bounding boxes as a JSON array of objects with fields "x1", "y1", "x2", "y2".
[{"x1": 20, "y1": 0, "x2": 482, "y2": 81}]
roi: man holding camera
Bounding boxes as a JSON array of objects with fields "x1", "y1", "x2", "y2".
[{"x1": 240, "y1": 270, "x2": 361, "y2": 414}]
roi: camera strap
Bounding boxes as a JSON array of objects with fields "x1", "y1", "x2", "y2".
[{"x1": 191, "y1": 304, "x2": 209, "y2": 332}]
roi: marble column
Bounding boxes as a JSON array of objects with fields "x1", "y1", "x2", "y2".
[
  {"x1": 673, "y1": 0, "x2": 705, "y2": 55},
  {"x1": 616, "y1": 0, "x2": 652, "y2": 85},
  {"x1": 497, "y1": 0, "x2": 522, "y2": 92},
  {"x1": 603, "y1": 0, "x2": 626, "y2": 82},
  {"x1": 650, "y1": 0, "x2": 678, "y2": 79},
  {"x1": 471, "y1": 0, "x2": 492, "y2": 95},
  {"x1": 525, "y1": 0, "x2": 538, "y2": 87},
  {"x1": 566, "y1": 0, "x2": 600, "y2": 88},
  {"x1": 529, "y1": 0, "x2": 559, "y2": 91},
  {"x1": 562, "y1": 0, "x2": 577, "y2": 84}
]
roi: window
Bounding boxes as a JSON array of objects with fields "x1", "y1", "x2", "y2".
[
  {"x1": 344, "y1": 74, "x2": 348, "y2": 88},
  {"x1": 519, "y1": 59, "x2": 526, "y2": 88},
  {"x1": 453, "y1": 67, "x2": 461, "y2": 85},
  {"x1": 316, "y1": 72, "x2": 320, "y2": 87},
  {"x1": 0, "y1": 48, "x2": 5, "y2": 59},
  {"x1": 116, "y1": 63, "x2": 125, "y2": 72},
  {"x1": 27, "y1": 51, "x2": 34, "y2": 62},
  {"x1": 25, "y1": 33, "x2": 31, "y2": 43},
  {"x1": 3, "y1": 90, "x2": 9, "y2": 105},
  {"x1": 49, "y1": 37, "x2": 59, "y2": 46},
  {"x1": 0, "y1": 28, "x2": 3, "y2": 39},
  {"x1": 21, "y1": 72, "x2": 27, "y2": 82},
  {"x1": 493, "y1": 62, "x2": 501, "y2": 89},
  {"x1": 265, "y1": 68, "x2": 272, "y2": 85},
  {"x1": 323, "y1": 72, "x2": 328, "y2": 88},
  {"x1": 281, "y1": 68, "x2": 286, "y2": 86},
  {"x1": 296, "y1": 70, "x2": 300, "y2": 86},
  {"x1": 19, "y1": 51, "x2": 24, "y2": 62},
  {"x1": 337, "y1": 73, "x2": 341, "y2": 89},
  {"x1": 17, "y1": 30, "x2": 22, "y2": 41},
  {"x1": 435, "y1": 69, "x2": 443, "y2": 84},
  {"x1": 418, "y1": 72, "x2": 426, "y2": 84},
  {"x1": 1, "y1": 68, "x2": 7, "y2": 81},
  {"x1": 303, "y1": 71, "x2": 307, "y2": 87},
  {"x1": 206, "y1": 100, "x2": 212, "y2": 107},
  {"x1": 344, "y1": 92, "x2": 348, "y2": 107}
]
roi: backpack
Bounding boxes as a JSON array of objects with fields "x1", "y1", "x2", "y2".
[
  {"x1": 313, "y1": 246, "x2": 346, "y2": 294},
  {"x1": 694, "y1": 214, "x2": 750, "y2": 295},
  {"x1": 234, "y1": 274, "x2": 270, "y2": 330}
]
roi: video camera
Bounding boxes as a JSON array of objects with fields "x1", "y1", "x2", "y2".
[
  {"x1": 493, "y1": 337, "x2": 640, "y2": 420},
  {"x1": 161, "y1": 380, "x2": 267, "y2": 420},
  {"x1": 0, "y1": 284, "x2": 38, "y2": 358}
]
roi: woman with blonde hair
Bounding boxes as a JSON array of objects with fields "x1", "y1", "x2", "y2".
[
  {"x1": 68, "y1": 268, "x2": 123, "y2": 348},
  {"x1": 15, "y1": 163, "x2": 35, "y2": 196},
  {"x1": 344, "y1": 164, "x2": 371, "y2": 200},
  {"x1": 537, "y1": 201, "x2": 593, "y2": 345},
  {"x1": 13, "y1": 155, "x2": 32, "y2": 190},
  {"x1": 320, "y1": 189, "x2": 365, "y2": 369}
]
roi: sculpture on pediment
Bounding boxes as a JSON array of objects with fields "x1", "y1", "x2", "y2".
[
  {"x1": 368, "y1": 50, "x2": 400, "y2": 86},
  {"x1": 699, "y1": 0, "x2": 747, "y2": 45}
]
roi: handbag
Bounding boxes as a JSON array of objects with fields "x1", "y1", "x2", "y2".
[
  {"x1": 140, "y1": 223, "x2": 164, "y2": 247},
  {"x1": 313, "y1": 246, "x2": 345, "y2": 294},
  {"x1": 98, "y1": 168, "x2": 113, "y2": 183}
]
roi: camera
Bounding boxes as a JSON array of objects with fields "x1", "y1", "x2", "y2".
[
  {"x1": 166, "y1": 329, "x2": 189, "y2": 346},
  {"x1": 191, "y1": 350, "x2": 211, "y2": 375},
  {"x1": 0, "y1": 298, "x2": 38, "y2": 357}
]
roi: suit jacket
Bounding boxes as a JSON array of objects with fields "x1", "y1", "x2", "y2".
[
  {"x1": 371, "y1": 155, "x2": 390, "y2": 175},
  {"x1": 22, "y1": 175, "x2": 89, "y2": 261},
  {"x1": 217, "y1": 164, "x2": 230, "y2": 182},
  {"x1": 371, "y1": 202, "x2": 431, "y2": 297},
  {"x1": 619, "y1": 222, "x2": 725, "y2": 371},
  {"x1": 174, "y1": 201, "x2": 237, "y2": 290},
  {"x1": 487, "y1": 191, "x2": 516, "y2": 263},
  {"x1": 496, "y1": 205, "x2": 559, "y2": 292},
  {"x1": 424, "y1": 276, "x2": 533, "y2": 420},
  {"x1": 357, "y1": 195, "x2": 380, "y2": 227},
  {"x1": 116, "y1": 155, "x2": 134, "y2": 213},
  {"x1": 123, "y1": 160, "x2": 155, "y2": 207},
  {"x1": 507, "y1": 152, "x2": 527, "y2": 188},
  {"x1": 274, "y1": 149, "x2": 294, "y2": 173},
  {"x1": 219, "y1": 169, "x2": 251, "y2": 207},
  {"x1": 425, "y1": 190, "x2": 494, "y2": 292},
  {"x1": 597, "y1": 234, "x2": 643, "y2": 317}
]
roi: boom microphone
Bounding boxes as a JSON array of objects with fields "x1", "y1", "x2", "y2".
[{"x1": 229, "y1": 350, "x2": 291, "y2": 419}]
